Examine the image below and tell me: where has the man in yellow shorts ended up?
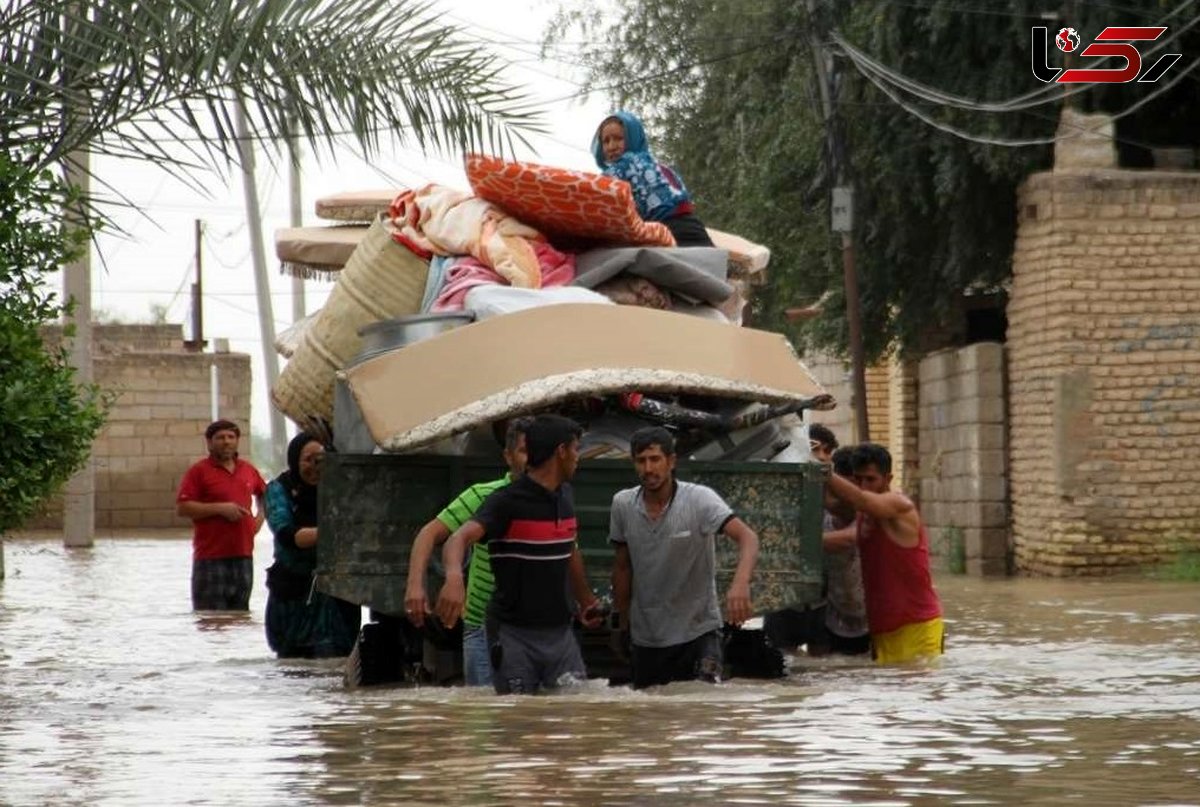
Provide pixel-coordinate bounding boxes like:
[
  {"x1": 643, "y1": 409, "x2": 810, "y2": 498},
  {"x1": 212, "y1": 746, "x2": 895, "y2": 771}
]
[{"x1": 825, "y1": 443, "x2": 944, "y2": 663}]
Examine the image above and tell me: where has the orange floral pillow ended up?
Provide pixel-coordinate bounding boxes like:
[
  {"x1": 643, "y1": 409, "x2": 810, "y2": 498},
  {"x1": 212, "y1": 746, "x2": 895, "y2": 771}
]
[{"x1": 466, "y1": 154, "x2": 676, "y2": 247}]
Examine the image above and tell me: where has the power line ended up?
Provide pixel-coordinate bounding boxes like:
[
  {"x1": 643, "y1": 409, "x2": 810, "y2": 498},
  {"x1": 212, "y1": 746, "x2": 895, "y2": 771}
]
[
  {"x1": 846, "y1": 49, "x2": 1198, "y2": 147},
  {"x1": 832, "y1": 0, "x2": 1199, "y2": 116},
  {"x1": 831, "y1": 0, "x2": 1200, "y2": 149}
]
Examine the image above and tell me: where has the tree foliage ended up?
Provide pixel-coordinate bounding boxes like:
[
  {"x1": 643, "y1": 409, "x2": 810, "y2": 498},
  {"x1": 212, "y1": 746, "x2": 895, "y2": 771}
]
[
  {"x1": 548, "y1": 0, "x2": 1198, "y2": 360},
  {"x1": 1, "y1": 0, "x2": 544, "y2": 182},
  {"x1": 0, "y1": 154, "x2": 110, "y2": 534}
]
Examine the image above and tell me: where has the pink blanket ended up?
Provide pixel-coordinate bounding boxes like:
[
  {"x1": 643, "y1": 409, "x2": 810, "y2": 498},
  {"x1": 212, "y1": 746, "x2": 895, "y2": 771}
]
[{"x1": 431, "y1": 241, "x2": 576, "y2": 312}]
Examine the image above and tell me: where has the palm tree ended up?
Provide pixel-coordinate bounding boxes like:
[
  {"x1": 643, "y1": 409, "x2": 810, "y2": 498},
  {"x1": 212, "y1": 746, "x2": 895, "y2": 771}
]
[
  {"x1": 1, "y1": 0, "x2": 543, "y2": 181},
  {"x1": 0, "y1": 0, "x2": 543, "y2": 545}
]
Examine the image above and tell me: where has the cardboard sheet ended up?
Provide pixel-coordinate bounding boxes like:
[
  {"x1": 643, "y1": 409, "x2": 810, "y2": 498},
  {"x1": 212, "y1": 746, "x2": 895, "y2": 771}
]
[{"x1": 341, "y1": 304, "x2": 831, "y2": 452}]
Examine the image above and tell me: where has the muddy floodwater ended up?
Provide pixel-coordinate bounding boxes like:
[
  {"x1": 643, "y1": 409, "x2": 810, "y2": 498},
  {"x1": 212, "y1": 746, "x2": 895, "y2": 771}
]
[{"x1": 1, "y1": 535, "x2": 1198, "y2": 806}]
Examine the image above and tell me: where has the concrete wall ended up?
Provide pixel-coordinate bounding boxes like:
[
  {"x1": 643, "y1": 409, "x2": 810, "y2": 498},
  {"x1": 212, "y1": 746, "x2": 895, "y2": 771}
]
[
  {"x1": 1008, "y1": 169, "x2": 1200, "y2": 575},
  {"x1": 803, "y1": 352, "x2": 917, "y2": 497},
  {"x1": 33, "y1": 324, "x2": 252, "y2": 531},
  {"x1": 918, "y1": 343, "x2": 1009, "y2": 576}
]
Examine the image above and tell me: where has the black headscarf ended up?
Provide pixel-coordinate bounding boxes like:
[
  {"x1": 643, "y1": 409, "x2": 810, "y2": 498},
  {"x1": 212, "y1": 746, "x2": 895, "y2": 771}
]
[{"x1": 277, "y1": 432, "x2": 321, "y2": 530}]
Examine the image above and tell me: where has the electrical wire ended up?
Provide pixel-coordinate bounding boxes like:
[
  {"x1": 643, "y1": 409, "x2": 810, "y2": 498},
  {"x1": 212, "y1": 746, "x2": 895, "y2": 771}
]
[
  {"x1": 832, "y1": 0, "x2": 1198, "y2": 115},
  {"x1": 847, "y1": 49, "x2": 1198, "y2": 147}
]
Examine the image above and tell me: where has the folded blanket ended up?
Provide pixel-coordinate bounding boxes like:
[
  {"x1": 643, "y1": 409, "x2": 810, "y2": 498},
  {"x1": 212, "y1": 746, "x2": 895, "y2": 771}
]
[
  {"x1": 464, "y1": 285, "x2": 613, "y2": 320},
  {"x1": 573, "y1": 247, "x2": 733, "y2": 305},
  {"x1": 389, "y1": 184, "x2": 544, "y2": 288},
  {"x1": 432, "y1": 241, "x2": 575, "y2": 311}
]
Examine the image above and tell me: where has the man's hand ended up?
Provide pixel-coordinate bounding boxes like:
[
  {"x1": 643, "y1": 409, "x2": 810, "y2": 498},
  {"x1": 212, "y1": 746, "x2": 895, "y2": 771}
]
[
  {"x1": 218, "y1": 502, "x2": 250, "y2": 522},
  {"x1": 404, "y1": 582, "x2": 430, "y2": 627},
  {"x1": 434, "y1": 575, "x2": 465, "y2": 628},
  {"x1": 724, "y1": 580, "x2": 753, "y2": 627},
  {"x1": 577, "y1": 596, "x2": 606, "y2": 630}
]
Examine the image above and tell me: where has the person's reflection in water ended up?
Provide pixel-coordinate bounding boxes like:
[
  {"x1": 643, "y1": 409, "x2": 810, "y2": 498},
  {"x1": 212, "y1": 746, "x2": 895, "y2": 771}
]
[
  {"x1": 192, "y1": 611, "x2": 253, "y2": 632},
  {"x1": 263, "y1": 432, "x2": 361, "y2": 658}
]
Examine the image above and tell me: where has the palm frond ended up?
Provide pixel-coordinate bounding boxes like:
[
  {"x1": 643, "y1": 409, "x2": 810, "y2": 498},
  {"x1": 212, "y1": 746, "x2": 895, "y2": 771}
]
[{"x1": 1, "y1": 0, "x2": 545, "y2": 176}]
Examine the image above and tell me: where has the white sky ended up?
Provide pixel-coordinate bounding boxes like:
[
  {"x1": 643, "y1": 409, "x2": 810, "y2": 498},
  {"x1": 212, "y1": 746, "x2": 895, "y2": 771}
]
[{"x1": 60, "y1": 0, "x2": 611, "y2": 438}]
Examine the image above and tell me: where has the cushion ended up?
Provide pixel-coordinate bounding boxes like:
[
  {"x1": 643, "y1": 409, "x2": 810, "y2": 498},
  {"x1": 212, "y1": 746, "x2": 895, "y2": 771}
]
[
  {"x1": 466, "y1": 154, "x2": 675, "y2": 247},
  {"x1": 275, "y1": 225, "x2": 367, "y2": 277},
  {"x1": 314, "y1": 190, "x2": 400, "y2": 222},
  {"x1": 707, "y1": 227, "x2": 772, "y2": 276}
]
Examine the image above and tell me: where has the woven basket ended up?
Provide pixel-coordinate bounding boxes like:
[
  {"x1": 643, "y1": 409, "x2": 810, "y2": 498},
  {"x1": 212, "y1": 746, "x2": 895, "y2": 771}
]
[
  {"x1": 273, "y1": 214, "x2": 430, "y2": 426},
  {"x1": 274, "y1": 311, "x2": 317, "y2": 359}
]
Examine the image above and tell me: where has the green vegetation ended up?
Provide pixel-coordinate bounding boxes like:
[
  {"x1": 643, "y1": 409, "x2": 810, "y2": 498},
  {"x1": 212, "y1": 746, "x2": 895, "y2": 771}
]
[
  {"x1": 1151, "y1": 550, "x2": 1200, "y2": 582},
  {"x1": 3, "y1": 0, "x2": 541, "y2": 178},
  {"x1": 939, "y1": 525, "x2": 967, "y2": 575},
  {"x1": 0, "y1": 154, "x2": 111, "y2": 535}
]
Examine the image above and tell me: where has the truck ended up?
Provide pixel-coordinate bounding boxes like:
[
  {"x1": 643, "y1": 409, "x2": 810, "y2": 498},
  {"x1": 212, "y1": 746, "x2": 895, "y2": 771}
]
[{"x1": 311, "y1": 302, "x2": 835, "y2": 686}]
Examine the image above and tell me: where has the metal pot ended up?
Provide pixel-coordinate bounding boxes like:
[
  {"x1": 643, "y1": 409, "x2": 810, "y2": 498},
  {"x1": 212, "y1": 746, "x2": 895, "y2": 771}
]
[{"x1": 352, "y1": 312, "x2": 474, "y2": 365}]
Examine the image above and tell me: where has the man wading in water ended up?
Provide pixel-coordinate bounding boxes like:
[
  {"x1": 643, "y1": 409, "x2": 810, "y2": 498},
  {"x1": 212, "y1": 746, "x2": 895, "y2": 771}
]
[{"x1": 609, "y1": 426, "x2": 760, "y2": 688}]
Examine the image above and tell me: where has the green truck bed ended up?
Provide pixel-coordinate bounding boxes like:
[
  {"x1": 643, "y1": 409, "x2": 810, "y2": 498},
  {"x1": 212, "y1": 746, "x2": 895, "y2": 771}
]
[{"x1": 316, "y1": 453, "x2": 828, "y2": 618}]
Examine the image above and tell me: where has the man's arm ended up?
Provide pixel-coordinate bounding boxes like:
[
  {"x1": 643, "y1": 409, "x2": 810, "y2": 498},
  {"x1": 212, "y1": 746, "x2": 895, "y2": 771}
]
[
  {"x1": 826, "y1": 473, "x2": 919, "y2": 546},
  {"x1": 823, "y1": 524, "x2": 858, "y2": 553},
  {"x1": 252, "y1": 491, "x2": 266, "y2": 534},
  {"x1": 722, "y1": 516, "x2": 758, "y2": 626},
  {"x1": 177, "y1": 500, "x2": 246, "y2": 522},
  {"x1": 827, "y1": 472, "x2": 914, "y2": 520},
  {"x1": 568, "y1": 545, "x2": 603, "y2": 628},
  {"x1": 433, "y1": 521, "x2": 486, "y2": 628},
  {"x1": 403, "y1": 519, "x2": 452, "y2": 626}
]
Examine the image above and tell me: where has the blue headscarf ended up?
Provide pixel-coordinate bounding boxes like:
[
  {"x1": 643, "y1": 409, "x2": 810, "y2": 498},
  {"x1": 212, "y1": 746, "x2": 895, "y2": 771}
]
[
  {"x1": 591, "y1": 110, "x2": 651, "y2": 168},
  {"x1": 590, "y1": 110, "x2": 691, "y2": 221}
]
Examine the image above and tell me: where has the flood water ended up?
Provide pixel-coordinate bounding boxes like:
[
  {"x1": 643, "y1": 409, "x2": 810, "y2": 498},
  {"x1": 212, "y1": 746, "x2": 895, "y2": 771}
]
[{"x1": 1, "y1": 535, "x2": 1198, "y2": 806}]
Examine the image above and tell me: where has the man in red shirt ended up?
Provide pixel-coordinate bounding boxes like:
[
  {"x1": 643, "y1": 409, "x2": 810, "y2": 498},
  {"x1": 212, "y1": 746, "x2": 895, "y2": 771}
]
[
  {"x1": 826, "y1": 442, "x2": 943, "y2": 663},
  {"x1": 176, "y1": 419, "x2": 267, "y2": 611}
]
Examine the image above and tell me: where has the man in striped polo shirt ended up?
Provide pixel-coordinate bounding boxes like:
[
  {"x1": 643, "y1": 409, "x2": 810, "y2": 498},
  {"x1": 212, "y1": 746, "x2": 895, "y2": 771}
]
[
  {"x1": 404, "y1": 417, "x2": 532, "y2": 686},
  {"x1": 435, "y1": 414, "x2": 603, "y2": 695}
]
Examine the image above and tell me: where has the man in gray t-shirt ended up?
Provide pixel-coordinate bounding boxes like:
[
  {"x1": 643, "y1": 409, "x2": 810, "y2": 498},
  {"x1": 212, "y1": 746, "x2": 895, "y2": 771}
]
[{"x1": 609, "y1": 427, "x2": 760, "y2": 688}]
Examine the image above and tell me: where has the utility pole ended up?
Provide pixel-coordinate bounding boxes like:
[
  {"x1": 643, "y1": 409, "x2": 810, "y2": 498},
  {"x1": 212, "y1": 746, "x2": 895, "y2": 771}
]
[
  {"x1": 287, "y1": 124, "x2": 306, "y2": 323},
  {"x1": 807, "y1": 0, "x2": 870, "y2": 443},
  {"x1": 185, "y1": 219, "x2": 205, "y2": 351},
  {"x1": 235, "y1": 104, "x2": 288, "y2": 467},
  {"x1": 62, "y1": 150, "x2": 94, "y2": 548}
]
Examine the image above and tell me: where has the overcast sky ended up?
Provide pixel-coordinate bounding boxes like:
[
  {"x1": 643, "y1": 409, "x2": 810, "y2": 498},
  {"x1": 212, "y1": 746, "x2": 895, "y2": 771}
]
[{"x1": 57, "y1": 0, "x2": 611, "y2": 439}]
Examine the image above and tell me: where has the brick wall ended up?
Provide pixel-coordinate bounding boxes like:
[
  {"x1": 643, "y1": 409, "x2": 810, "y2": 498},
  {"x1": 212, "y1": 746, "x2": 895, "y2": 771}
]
[
  {"x1": 33, "y1": 325, "x2": 252, "y2": 530},
  {"x1": 887, "y1": 357, "x2": 921, "y2": 500},
  {"x1": 1008, "y1": 169, "x2": 1200, "y2": 575},
  {"x1": 918, "y1": 343, "x2": 1009, "y2": 576}
]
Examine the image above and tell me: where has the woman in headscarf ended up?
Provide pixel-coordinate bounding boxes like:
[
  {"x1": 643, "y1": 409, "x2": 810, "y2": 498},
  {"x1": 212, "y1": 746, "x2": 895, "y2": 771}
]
[
  {"x1": 264, "y1": 432, "x2": 361, "y2": 657},
  {"x1": 592, "y1": 110, "x2": 714, "y2": 247}
]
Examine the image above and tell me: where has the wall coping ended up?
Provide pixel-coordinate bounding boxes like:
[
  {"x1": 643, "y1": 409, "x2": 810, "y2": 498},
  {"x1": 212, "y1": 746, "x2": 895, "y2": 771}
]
[{"x1": 1021, "y1": 168, "x2": 1200, "y2": 194}]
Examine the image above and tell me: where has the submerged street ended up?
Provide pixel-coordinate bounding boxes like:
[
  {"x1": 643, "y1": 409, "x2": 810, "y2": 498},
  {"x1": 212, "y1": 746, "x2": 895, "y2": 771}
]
[{"x1": 1, "y1": 535, "x2": 1198, "y2": 806}]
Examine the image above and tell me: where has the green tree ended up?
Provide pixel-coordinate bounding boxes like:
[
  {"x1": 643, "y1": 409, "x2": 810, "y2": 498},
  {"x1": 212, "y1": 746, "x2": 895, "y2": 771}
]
[
  {"x1": 549, "y1": 0, "x2": 1198, "y2": 359},
  {"x1": 0, "y1": 153, "x2": 110, "y2": 535},
  {"x1": 0, "y1": 0, "x2": 542, "y2": 534}
]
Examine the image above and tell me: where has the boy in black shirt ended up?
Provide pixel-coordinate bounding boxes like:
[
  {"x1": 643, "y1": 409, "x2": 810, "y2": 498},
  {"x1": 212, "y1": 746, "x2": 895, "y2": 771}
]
[{"x1": 436, "y1": 414, "x2": 602, "y2": 694}]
